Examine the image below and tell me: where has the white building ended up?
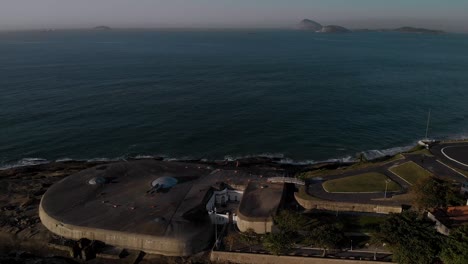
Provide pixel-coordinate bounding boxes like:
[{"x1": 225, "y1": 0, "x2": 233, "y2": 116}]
[{"x1": 206, "y1": 188, "x2": 243, "y2": 225}]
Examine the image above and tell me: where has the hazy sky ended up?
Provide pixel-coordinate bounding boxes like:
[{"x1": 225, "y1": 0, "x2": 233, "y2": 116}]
[{"x1": 1, "y1": 0, "x2": 468, "y2": 32}]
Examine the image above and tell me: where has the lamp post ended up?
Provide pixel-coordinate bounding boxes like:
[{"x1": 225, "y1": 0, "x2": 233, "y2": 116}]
[
  {"x1": 214, "y1": 207, "x2": 218, "y2": 249},
  {"x1": 384, "y1": 180, "x2": 389, "y2": 199}
]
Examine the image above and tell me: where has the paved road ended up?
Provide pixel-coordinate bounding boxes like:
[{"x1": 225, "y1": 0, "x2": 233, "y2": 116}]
[
  {"x1": 431, "y1": 142, "x2": 468, "y2": 176},
  {"x1": 405, "y1": 153, "x2": 467, "y2": 183},
  {"x1": 307, "y1": 158, "x2": 410, "y2": 204},
  {"x1": 306, "y1": 142, "x2": 468, "y2": 204}
]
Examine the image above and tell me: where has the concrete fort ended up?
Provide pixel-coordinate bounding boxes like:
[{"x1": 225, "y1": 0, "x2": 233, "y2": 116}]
[
  {"x1": 39, "y1": 160, "x2": 286, "y2": 256},
  {"x1": 295, "y1": 193, "x2": 402, "y2": 214}
]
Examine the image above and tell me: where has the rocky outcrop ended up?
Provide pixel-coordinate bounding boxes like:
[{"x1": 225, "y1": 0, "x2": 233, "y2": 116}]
[
  {"x1": 320, "y1": 25, "x2": 351, "y2": 33},
  {"x1": 93, "y1": 26, "x2": 111, "y2": 31},
  {"x1": 297, "y1": 19, "x2": 350, "y2": 33},
  {"x1": 393, "y1": 27, "x2": 444, "y2": 34},
  {"x1": 297, "y1": 19, "x2": 323, "y2": 31}
]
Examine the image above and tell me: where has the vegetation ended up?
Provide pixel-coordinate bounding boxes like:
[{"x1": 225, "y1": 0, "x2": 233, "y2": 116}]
[
  {"x1": 296, "y1": 152, "x2": 406, "y2": 180},
  {"x1": 303, "y1": 212, "x2": 386, "y2": 233},
  {"x1": 375, "y1": 211, "x2": 441, "y2": 264},
  {"x1": 389, "y1": 161, "x2": 432, "y2": 185},
  {"x1": 339, "y1": 215, "x2": 386, "y2": 233},
  {"x1": 240, "y1": 228, "x2": 260, "y2": 252},
  {"x1": 303, "y1": 224, "x2": 344, "y2": 257},
  {"x1": 322, "y1": 172, "x2": 401, "y2": 193},
  {"x1": 296, "y1": 169, "x2": 337, "y2": 180},
  {"x1": 262, "y1": 233, "x2": 293, "y2": 255},
  {"x1": 406, "y1": 147, "x2": 434, "y2": 157},
  {"x1": 274, "y1": 210, "x2": 309, "y2": 234},
  {"x1": 261, "y1": 210, "x2": 309, "y2": 255},
  {"x1": 440, "y1": 225, "x2": 468, "y2": 264},
  {"x1": 413, "y1": 177, "x2": 463, "y2": 211},
  {"x1": 224, "y1": 232, "x2": 238, "y2": 251}
]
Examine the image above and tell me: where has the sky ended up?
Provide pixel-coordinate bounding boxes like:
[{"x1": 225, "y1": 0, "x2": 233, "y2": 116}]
[{"x1": 1, "y1": 0, "x2": 468, "y2": 32}]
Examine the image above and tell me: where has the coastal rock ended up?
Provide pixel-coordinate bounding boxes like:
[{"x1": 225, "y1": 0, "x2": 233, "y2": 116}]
[
  {"x1": 393, "y1": 26, "x2": 444, "y2": 34},
  {"x1": 320, "y1": 25, "x2": 351, "y2": 33},
  {"x1": 297, "y1": 19, "x2": 323, "y2": 31},
  {"x1": 93, "y1": 26, "x2": 111, "y2": 31}
]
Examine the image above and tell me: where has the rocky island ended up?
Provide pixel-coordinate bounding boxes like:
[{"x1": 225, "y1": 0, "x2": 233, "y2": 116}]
[
  {"x1": 320, "y1": 25, "x2": 351, "y2": 33},
  {"x1": 393, "y1": 26, "x2": 445, "y2": 34},
  {"x1": 298, "y1": 19, "x2": 445, "y2": 35},
  {"x1": 297, "y1": 19, "x2": 351, "y2": 33},
  {"x1": 93, "y1": 26, "x2": 112, "y2": 31},
  {"x1": 297, "y1": 19, "x2": 323, "y2": 31}
]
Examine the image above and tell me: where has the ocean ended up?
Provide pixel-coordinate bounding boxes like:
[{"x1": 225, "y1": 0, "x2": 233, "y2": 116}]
[{"x1": 1, "y1": 29, "x2": 468, "y2": 168}]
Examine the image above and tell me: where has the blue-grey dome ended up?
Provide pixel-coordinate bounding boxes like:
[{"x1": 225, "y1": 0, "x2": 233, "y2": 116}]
[
  {"x1": 88, "y1": 176, "x2": 107, "y2": 185},
  {"x1": 151, "y1": 176, "x2": 178, "y2": 189}
]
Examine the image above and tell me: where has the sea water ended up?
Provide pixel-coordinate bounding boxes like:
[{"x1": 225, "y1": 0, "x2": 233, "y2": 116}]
[{"x1": 1, "y1": 30, "x2": 468, "y2": 167}]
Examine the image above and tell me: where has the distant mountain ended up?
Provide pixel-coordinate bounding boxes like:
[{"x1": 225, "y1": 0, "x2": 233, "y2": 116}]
[
  {"x1": 320, "y1": 25, "x2": 351, "y2": 33},
  {"x1": 297, "y1": 19, "x2": 323, "y2": 31},
  {"x1": 393, "y1": 27, "x2": 444, "y2": 34},
  {"x1": 93, "y1": 26, "x2": 111, "y2": 31},
  {"x1": 297, "y1": 19, "x2": 350, "y2": 33}
]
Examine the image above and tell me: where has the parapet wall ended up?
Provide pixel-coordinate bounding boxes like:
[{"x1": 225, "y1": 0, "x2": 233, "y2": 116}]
[
  {"x1": 295, "y1": 193, "x2": 402, "y2": 214},
  {"x1": 39, "y1": 200, "x2": 208, "y2": 256},
  {"x1": 210, "y1": 251, "x2": 391, "y2": 264},
  {"x1": 236, "y1": 214, "x2": 273, "y2": 234}
]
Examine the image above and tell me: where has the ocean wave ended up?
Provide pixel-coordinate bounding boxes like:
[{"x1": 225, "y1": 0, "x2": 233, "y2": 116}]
[
  {"x1": 0, "y1": 141, "x2": 435, "y2": 170},
  {"x1": 360, "y1": 144, "x2": 415, "y2": 161},
  {"x1": 224, "y1": 153, "x2": 285, "y2": 161},
  {"x1": 0, "y1": 158, "x2": 50, "y2": 170}
]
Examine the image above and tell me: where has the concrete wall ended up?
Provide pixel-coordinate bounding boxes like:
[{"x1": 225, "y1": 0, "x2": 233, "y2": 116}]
[
  {"x1": 295, "y1": 193, "x2": 402, "y2": 214},
  {"x1": 39, "y1": 200, "x2": 210, "y2": 256},
  {"x1": 210, "y1": 251, "x2": 392, "y2": 264},
  {"x1": 427, "y1": 212, "x2": 450, "y2": 236},
  {"x1": 236, "y1": 215, "x2": 273, "y2": 234}
]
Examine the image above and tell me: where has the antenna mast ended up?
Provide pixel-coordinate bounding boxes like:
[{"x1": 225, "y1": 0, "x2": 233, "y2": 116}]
[{"x1": 425, "y1": 109, "x2": 431, "y2": 140}]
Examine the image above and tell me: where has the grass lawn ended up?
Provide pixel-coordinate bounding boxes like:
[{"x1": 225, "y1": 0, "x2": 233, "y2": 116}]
[
  {"x1": 389, "y1": 161, "x2": 432, "y2": 185},
  {"x1": 406, "y1": 148, "x2": 434, "y2": 157},
  {"x1": 296, "y1": 154, "x2": 406, "y2": 180},
  {"x1": 322, "y1": 172, "x2": 401, "y2": 193}
]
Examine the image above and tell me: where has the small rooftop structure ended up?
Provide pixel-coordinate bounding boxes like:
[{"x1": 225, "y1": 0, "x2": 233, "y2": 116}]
[
  {"x1": 151, "y1": 176, "x2": 178, "y2": 190},
  {"x1": 88, "y1": 176, "x2": 107, "y2": 185},
  {"x1": 236, "y1": 182, "x2": 285, "y2": 234}
]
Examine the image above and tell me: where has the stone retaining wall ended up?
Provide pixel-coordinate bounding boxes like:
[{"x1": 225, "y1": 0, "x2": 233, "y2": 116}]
[
  {"x1": 295, "y1": 193, "x2": 402, "y2": 214},
  {"x1": 210, "y1": 251, "x2": 392, "y2": 264}
]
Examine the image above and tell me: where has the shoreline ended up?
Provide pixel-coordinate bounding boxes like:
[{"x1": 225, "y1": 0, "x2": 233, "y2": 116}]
[
  {"x1": 3, "y1": 137, "x2": 468, "y2": 171},
  {"x1": 1, "y1": 139, "x2": 468, "y2": 263}
]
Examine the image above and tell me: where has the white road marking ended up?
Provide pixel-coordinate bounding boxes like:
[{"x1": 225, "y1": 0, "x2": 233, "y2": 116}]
[
  {"x1": 436, "y1": 160, "x2": 468, "y2": 179},
  {"x1": 441, "y1": 146, "x2": 468, "y2": 167}
]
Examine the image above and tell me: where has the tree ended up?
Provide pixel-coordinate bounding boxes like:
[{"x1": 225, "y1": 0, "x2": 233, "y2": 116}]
[
  {"x1": 262, "y1": 233, "x2": 293, "y2": 255},
  {"x1": 440, "y1": 225, "x2": 468, "y2": 264},
  {"x1": 366, "y1": 235, "x2": 386, "y2": 261},
  {"x1": 413, "y1": 177, "x2": 462, "y2": 211},
  {"x1": 304, "y1": 224, "x2": 344, "y2": 257},
  {"x1": 274, "y1": 210, "x2": 308, "y2": 235},
  {"x1": 240, "y1": 228, "x2": 259, "y2": 252},
  {"x1": 375, "y1": 211, "x2": 442, "y2": 264}
]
